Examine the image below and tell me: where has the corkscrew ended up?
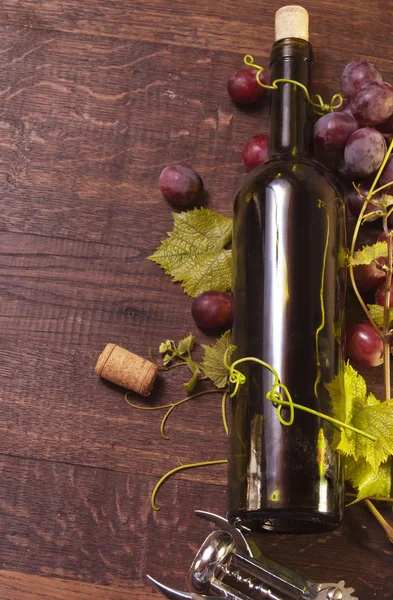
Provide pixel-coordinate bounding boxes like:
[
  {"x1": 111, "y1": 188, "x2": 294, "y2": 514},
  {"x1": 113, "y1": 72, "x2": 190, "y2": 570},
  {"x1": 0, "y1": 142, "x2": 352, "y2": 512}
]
[{"x1": 146, "y1": 510, "x2": 358, "y2": 600}]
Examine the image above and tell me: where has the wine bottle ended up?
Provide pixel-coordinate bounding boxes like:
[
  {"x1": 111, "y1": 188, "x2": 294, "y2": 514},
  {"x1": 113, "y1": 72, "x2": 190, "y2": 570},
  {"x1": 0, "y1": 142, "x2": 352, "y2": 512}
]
[{"x1": 228, "y1": 5, "x2": 346, "y2": 533}]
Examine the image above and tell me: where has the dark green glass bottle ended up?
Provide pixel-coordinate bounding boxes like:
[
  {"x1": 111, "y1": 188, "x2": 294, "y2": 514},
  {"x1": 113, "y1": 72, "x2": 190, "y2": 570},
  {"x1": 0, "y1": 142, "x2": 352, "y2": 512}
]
[{"x1": 228, "y1": 12, "x2": 346, "y2": 533}]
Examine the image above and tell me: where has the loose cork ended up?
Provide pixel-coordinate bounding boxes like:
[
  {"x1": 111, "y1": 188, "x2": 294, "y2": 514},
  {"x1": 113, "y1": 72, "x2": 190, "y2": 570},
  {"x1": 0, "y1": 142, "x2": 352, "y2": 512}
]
[
  {"x1": 275, "y1": 5, "x2": 309, "y2": 41},
  {"x1": 95, "y1": 343, "x2": 158, "y2": 396}
]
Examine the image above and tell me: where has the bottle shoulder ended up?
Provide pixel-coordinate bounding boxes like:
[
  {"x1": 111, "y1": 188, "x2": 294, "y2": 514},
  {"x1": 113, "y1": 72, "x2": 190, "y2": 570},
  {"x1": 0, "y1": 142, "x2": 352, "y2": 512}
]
[{"x1": 236, "y1": 156, "x2": 344, "y2": 204}]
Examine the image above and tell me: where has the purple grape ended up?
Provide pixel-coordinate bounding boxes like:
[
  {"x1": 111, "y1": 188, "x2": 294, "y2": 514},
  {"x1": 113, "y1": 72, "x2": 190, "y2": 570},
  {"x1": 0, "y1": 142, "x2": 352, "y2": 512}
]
[
  {"x1": 379, "y1": 156, "x2": 393, "y2": 194},
  {"x1": 242, "y1": 134, "x2": 269, "y2": 171},
  {"x1": 314, "y1": 112, "x2": 358, "y2": 151},
  {"x1": 344, "y1": 128, "x2": 386, "y2": 177},
  {"x1": 346, "y1": 322, "x2": 383, "y2": 367},
  {"x1": 158, "y1": 164, "x2": 203, "y2": 208},
  {"x1": 227, "y1": 69, "x2": 266, "y2": 105},
  {"x1": 375, "y1": 114, "x2": 393, "y2": 135},
  {"x1": 351, "y1": 81, "x2": 393, "y2": 125},
  {"x1": 341, "y1": 58, "x2": 382, "y2": 99},
  {"x1": 191, "y1": 291, "x2": 232, "y2": 329},
  {"x1": 345, "y1": 178, "x2": 383, "y2": 219}
]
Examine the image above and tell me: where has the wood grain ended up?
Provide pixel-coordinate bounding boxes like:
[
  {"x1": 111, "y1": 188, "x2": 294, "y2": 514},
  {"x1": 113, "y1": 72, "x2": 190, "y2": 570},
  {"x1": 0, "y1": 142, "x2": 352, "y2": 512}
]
[
  {"x1": 0, "y1": 0, "x2": 392, "y2": 598},
  {"x1": 0, "y1": 570, "x2": 153, "y2": 600}
]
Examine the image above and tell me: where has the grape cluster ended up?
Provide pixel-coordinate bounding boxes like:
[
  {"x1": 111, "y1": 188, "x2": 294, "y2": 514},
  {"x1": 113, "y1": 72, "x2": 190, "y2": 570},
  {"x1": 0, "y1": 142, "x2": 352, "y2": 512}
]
[
  {"x1": 315, "y1": 58, "x2": 393, "y2": 184},
  {"x1": 314, "y1": 60, "x2": 393, "y2": 367}
]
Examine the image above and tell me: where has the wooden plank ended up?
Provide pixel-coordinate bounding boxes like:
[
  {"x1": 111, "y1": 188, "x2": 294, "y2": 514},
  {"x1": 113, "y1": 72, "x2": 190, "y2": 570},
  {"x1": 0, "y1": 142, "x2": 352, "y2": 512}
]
[
  {"x1": 0, "y1": 570, "x2": 152, "y2": 600},
  {"x1": 0, "y1": 0, "x2": 391, "y2": 61},
  {"x1": 0, "y1": 455, "x2": 392, "y2": 597},
  {"x1": 0, "y1": 25, "x2": 252, "y2": 246}
]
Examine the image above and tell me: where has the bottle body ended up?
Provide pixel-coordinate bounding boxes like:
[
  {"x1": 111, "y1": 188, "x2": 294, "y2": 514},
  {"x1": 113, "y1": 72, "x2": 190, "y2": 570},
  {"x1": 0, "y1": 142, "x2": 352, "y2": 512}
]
[{"x1": 228, "y1": 157, "x2": 346, "y2": 533}]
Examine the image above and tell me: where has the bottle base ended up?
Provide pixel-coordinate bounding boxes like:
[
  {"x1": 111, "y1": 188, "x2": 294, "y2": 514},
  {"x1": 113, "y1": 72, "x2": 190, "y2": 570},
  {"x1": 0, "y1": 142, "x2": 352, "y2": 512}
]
[{"x1": 228, "y1": 508, "x2": 341, "y2": 534}]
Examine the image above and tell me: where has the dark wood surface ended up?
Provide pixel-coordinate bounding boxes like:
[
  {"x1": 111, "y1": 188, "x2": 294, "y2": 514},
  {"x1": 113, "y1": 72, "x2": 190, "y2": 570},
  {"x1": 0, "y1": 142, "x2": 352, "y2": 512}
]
[{"x1": 0, "y1": 1, "x2": 393, "y2": 598}]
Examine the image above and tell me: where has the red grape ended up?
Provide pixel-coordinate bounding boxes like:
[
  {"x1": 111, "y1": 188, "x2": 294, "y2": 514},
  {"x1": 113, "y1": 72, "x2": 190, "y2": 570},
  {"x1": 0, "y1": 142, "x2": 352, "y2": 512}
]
[
  {"x1": 158, "y1": 164, "x2": 203, "y2": 208},
  {"x1": 375, "y1": 114, "x2": 393, "y2": 135},
  {"x1": 379, "y1": 156, "x2": 393, "y2": 195},
  {"x1": 353, "y1": 262, "x2": 385, "y2": 293},
  {"x1": 344, "y1": 128, "x2": 386, "y2": 178},
  {"x1": 314, "y1": 112, "x2": 358, "y2": 151},
  {"x1": 345, "y1": 178, "x2": 382, "y2": 219},
  {"x1": 375, "y1": 280, "x2": 393, "y2": 307},
  {"x1": 341, "y1": 58, "x2": 382, "y2": 99},
  {"x1": 227, "y1": 69, "x2": 266, "y2": 105},
  {"x1": 350, "y1": 81, "x2": 393, "y2": 125},
  {"x1": 191, "y1": 291, "x2": 232, "y2": 329},
  {"x1": 346, "y1": 321, "x2": 383, "y2": 367},
  {"x1": 242, "y1": 134, "x2": 269, "y2": 171}
]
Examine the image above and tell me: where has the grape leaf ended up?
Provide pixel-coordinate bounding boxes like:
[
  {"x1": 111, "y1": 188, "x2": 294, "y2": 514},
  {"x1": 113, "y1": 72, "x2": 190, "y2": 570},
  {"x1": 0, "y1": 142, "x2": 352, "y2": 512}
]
[
  {"x1": 347, "y1": 399, "x2": 393, "y2": 470},
  {"x1": 372, "y1": 194, "x2": 393, "y2": 209},
  {"x1": 325, "y1": 362, "x2": 367, "y2": 425},
  {"x1": 367, "y1": 304, "x2": 393, "y2": 328},
  {"x1": 349, "y1": 241, "x2": 387, "y2": 266},
  {"x1": 148, "y1": 208, "x2": 232, "y2": 297},
  {"x1": 345, "y1": 456, "x2": 392, "y2": 504},
  {"x1": 183, "y1": 358, "x2": 201, "y2": 393},
  {"x1": 325, "y1": 364, "x2": 391, "y2": 467},
  {"x1": 201, "y1": 330, "x2": 236, "y2": 388},
  {"x1": 177, "y1": 333, "x2": 195, "y2": 356}
]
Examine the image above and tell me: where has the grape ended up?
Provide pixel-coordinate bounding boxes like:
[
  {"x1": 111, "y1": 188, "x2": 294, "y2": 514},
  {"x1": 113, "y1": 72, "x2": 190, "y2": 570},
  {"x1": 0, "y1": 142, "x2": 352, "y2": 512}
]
[
  {"x1": 191, "y1": 291, "x2": 232, "y2": 329},
  {"x1": 242, "y1": 135, "x2": 269, "y2": 171},
  {"x1": 341, "y1": 58, "x2": 382, "y2": 99},
  {"x1": 158, "y1": 164, "x2": 203, "y2": 208},
  {"x1": 345, "y1": 178, "x2": 382, "y2": 219},
  {"x1": 227, "y1": 69, "x2": 266, "y2": 105},
  {"x1": 344, "y1": 128, "x2": 386, "y2": 177},
  {"x1": 375, "y1": 280, "x2": 393, "y2": 307},
  {"x1": 353, "y1": 262, "x2": 385, "y2": 293},
  {"x1": 314, "y1": 112, "x2": 358, "y2": 151},
  {"x1": 375, "y1": 114, "x2": 393, "y2": 135},
  {"x1": 350, "y1": 81, "x2": 393, "y2": 125},
  {"x1": 379, "y1": 156, "x2": 393, "y2": 194},
  {"x1": 346, "y1": 321, "x2": 383, "y2": 367}
]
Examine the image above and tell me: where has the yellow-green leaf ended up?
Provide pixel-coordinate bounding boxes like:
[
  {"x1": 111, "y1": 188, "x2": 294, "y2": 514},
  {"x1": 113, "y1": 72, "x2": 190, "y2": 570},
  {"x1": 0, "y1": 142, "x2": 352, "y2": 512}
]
[
  {"x1": 368, "y1": 304, "x2": 393, "y2": 328},
  {"x1": 148, "y1": 208, "x2": 232, "y2": 297},
  {"x1": 349, "y1": 241, "x2": 387, "y2": 266},
  {"x1": 177, "y1": 333, "x2": 195, "y2": 356},
  {"x1": 201, "y1": 330, "x2": 236, "y2": 388},
  {"x1": 345, "y1": 456, "x2": 392, "y2": 504}
]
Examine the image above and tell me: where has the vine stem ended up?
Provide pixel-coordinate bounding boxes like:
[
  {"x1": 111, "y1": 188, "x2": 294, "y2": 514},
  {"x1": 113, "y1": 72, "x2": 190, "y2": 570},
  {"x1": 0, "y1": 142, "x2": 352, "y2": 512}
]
[
  {"x1": 382, "y1": 214, "x2": 392, "y2": 402},
  {"x1": 346, "y1": 492, "x2": 393, "y2": 503},
  {"x1": 349, "y1": 139, "x2": 393, "y2": 340},
  {"x1": 160, "y1": 389, "x2": 224, "y2": 440},
  {"x1": 352, "y1": 140, "x2": 393, "y2": 542},
  {"x1": 221, "y1": 391, "x2": 229, "y2": 435},
  {"x1": 151, "y1": 459, "x2": 227, "y2": 511},
  {"x1": 364, "y1": 500, "x2": 393, "y2": 543}
]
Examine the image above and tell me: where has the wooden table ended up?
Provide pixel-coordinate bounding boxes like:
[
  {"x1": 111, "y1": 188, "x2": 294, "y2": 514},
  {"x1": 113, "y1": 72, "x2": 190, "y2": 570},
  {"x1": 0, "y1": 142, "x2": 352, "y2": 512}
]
[{"x1": 0, "y1": 1, "x2": 392, "y2": 598}]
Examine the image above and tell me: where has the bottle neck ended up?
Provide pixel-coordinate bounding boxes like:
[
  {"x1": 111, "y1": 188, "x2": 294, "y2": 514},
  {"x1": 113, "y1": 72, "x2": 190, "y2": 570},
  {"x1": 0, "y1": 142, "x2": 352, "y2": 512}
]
[{"x1": 268, "y1": 38, "x2": 313, "y2": 159}]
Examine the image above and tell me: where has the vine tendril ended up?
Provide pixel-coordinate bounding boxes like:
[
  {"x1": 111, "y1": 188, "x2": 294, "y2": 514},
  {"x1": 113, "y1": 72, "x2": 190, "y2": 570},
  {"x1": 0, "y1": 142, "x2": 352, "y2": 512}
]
[
  {"x1": 224, "y1": 352, "x2": 376, "y2": 441},
  {"x1": 243, "y1": 54, "x2": 343, "y2": 115}
]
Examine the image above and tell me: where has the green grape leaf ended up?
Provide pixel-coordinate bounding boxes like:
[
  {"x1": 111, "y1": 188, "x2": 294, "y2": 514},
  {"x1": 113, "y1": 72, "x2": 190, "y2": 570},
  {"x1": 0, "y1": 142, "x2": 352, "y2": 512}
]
[
  {"x1": 177, "y1": 333, "x2": 195, "y2": 356},
  {"x1": 349, "y1": 241, "x2": 387, "y2": 266},
  {"x1": 326, "y1": 362, "x2": 367, "y2": 425},
  {"x1": 347, "y1": 399, "x2": 393, "y2": 470},
  {"x1": 372, "y1": 194, "x2": 393, "y2": 209},
  {"x1": 345, "y1": 456, "x2": 392, "y2": 504},
  {"x1": 159, "y1": 339, "x2": 176, "y2": 354},
  {"x1": 361, "y1": 210, "x2": 383, "y2": 223},
  {"x1": 183, "y1": 361, "x2": 201, "y2": 393},
  {"x1": 148, "y1": 208, "x2": 232, "y2": 297},
  {"x1": 201, "y1": 330, "x2": 236, "y2": 388},
  {"x1": 367, "y1": 304, "x2": 393, "y2": 328},
  {"x1": 325, "y1": 364, "x2": 392, "y2": 466}
]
